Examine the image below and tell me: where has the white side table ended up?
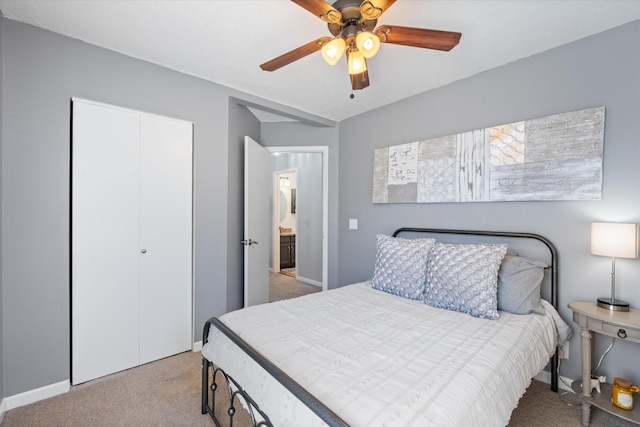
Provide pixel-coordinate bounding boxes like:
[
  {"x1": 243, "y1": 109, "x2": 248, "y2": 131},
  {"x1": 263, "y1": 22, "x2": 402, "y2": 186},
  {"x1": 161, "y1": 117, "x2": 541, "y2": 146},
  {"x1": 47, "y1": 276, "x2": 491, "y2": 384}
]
[{"x1": 568, "y1": 302, "x2": 640, "y2": 426}]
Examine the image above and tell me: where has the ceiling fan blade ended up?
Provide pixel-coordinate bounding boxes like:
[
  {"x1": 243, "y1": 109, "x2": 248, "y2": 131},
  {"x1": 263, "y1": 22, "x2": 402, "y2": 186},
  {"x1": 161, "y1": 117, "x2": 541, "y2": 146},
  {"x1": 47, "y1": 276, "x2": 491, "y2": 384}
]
[
  {"x1": 291, "y1": 0, "x2": 342, "y2": 24},
  {"x1": 260, "y1": 37, "x2": 331, "y2": 72},
  {"x1": 350, "y1": 69, "x2": 370, "y2": 90},
  {"x1": 375, "y1": 25, "x2": 462, "y2": 51},
  {"x1": 360, "y1": 0, "x2": 397, "y2": 20}
]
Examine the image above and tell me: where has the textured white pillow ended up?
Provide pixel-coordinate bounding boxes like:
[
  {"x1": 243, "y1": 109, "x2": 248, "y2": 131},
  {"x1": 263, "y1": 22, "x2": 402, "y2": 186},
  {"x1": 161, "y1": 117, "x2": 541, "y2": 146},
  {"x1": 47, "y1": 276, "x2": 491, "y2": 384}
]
[
  {"x1": 371, "y1": 234, "x2": 436, "y2": 300},
  {"x1": 424, "y1": 242, "x2": 508, "y2": 319}
]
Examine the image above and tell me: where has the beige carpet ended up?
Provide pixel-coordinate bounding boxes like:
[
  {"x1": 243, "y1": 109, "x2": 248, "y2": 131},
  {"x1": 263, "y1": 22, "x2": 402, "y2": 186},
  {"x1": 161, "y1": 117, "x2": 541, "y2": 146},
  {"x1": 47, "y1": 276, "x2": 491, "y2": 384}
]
[
  {"x1": 279, "y1": 268, "x2": 297, "y2": 278},
  {"x1": 269, "y1": 272, "x2": 321, "y2": 302},
  {"x1": 2, "y1": 348, "x2": 636, "y2": 427},
  {"x1": 510, "y1": 380, "x2": 637, "y2": 427},
  {"x1": 1, "y1": 351, "x2": 209, "y2": 427}
]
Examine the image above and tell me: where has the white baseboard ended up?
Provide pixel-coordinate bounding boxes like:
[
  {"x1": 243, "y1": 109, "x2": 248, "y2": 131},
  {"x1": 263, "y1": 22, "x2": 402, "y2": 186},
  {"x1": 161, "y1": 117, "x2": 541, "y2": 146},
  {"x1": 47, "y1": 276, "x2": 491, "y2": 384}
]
[
  {"x1": 534, "y1": 370, "x2": 573, "y2": 392},
  {"x1": 4, "y1": 380, "x2": 70, "y2": 411},
  {"x1": 0, "y1": 397, "x2": 7, "y2": 423},
  {"x1": 192, "y1": 341, "x2": 203, "y2": 352},
  {"x1": 296, "y1": 276, "x2": 322, "y2": 288}
]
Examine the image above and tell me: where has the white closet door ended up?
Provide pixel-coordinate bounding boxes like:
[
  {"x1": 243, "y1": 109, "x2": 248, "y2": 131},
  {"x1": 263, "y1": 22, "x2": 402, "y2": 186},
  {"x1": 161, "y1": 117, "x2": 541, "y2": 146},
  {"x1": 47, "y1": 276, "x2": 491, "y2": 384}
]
[
  {"x1": 138, "y1": 115, "x2": 192, "y2": 364},
  {"x1": 72, "y1": 102, "x2": 141, "y2": 384},
  {"x1": 72, "y1": 100, "x2": 193, "y2": 384}
]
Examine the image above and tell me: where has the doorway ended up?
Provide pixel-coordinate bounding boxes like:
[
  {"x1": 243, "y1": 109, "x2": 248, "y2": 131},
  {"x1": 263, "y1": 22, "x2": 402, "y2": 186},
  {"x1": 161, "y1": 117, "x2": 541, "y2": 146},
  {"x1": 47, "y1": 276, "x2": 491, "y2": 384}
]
[
  {"x1": 275, "y1": 170, "x2": 297, "y2": 277},
  {"x1": 266, "y1": 147, "x2": 328, "y2": 302}
]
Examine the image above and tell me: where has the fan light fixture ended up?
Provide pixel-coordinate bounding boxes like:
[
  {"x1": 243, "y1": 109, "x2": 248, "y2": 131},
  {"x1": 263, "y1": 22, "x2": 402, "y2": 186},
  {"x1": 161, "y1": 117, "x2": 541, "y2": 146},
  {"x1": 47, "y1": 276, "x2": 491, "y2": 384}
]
[
  {"x1": 355, "y1": 31, "x2": 380, "y2": 58},
  {"x1": 259, "y1": 0, "x2": 462, "y2": 92},
  {"x1": 347, "y1": 47, "x2": 368, "y2": 74},
  {"x1": 321, "y1": 37, "x2": 346, "y2": 65},
  {"x1": 321, "y1": 32, "x2": 380, "y2": 67}
]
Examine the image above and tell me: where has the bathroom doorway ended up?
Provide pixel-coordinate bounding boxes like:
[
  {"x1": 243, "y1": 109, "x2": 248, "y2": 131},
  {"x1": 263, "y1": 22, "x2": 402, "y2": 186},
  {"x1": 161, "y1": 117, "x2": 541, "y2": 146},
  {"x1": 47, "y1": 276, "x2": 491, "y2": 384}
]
[{"x1": 275, "y1": 170, "x2": 297, "y2": 278}]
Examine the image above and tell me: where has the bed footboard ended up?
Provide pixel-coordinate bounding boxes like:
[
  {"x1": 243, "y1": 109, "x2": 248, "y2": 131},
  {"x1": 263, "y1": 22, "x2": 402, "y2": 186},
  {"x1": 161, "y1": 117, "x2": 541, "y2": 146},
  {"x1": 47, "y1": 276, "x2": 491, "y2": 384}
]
[
  {"x1": 201, "y1": 317, "x2": 349, "y2": 427},
  {"x1": 201, "y1": 357, "x2": 272, "y2": 426}
]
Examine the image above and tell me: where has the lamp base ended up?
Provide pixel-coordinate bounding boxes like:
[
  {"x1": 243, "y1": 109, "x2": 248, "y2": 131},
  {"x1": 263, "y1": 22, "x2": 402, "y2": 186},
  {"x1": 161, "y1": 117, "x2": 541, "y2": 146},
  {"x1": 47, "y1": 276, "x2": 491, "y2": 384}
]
[{"x1": 597, "y1": 297, "x2": 630, "y2": 312}]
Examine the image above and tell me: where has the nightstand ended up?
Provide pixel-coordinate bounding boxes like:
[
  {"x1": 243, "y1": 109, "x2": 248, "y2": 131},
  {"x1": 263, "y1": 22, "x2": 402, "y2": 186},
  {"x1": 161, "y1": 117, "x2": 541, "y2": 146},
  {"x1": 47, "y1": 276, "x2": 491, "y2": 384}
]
[{"x1": 568, "y1": 302, "x2": 640, "y2": 427}]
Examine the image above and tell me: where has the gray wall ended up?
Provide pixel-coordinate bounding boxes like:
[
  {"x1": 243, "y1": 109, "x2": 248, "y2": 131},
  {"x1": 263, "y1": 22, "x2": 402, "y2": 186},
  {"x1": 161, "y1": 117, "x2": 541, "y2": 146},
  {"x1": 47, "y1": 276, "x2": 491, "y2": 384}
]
[
  {"x1": 261, "y1": 122, "x2": 340, "y2": 288},
  {"x1": 0, "y1": 18, "x2": 261, "y2": 397},
  {"x1": 271, "y1": 153, "x2": 324, "y2": 284},
  {"x1": 338, "y1": 20, "x2": 640, "y2": 385}
]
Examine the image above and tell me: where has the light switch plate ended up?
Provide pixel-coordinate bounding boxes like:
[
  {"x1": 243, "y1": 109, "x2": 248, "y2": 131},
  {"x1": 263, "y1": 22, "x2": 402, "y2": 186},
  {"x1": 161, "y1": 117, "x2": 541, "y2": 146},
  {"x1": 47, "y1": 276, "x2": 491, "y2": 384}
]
[{"x1": 349, "y1": 219, "x2": 358, "y2": 230}]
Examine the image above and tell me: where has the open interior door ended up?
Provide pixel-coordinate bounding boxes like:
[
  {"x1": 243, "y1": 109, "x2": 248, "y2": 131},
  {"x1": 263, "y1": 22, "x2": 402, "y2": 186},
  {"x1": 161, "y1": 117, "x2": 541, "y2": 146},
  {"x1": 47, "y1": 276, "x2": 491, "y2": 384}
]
[{"x1": 244, "y1": 136, "x2": 271, "y2": 307}]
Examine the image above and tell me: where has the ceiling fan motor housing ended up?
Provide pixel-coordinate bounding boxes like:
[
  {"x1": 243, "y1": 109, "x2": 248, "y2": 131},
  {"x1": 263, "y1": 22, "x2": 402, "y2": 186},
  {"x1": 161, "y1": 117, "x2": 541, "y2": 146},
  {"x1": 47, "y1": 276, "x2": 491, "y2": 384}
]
[{"x1": 328, "y1": 0, "x2": 377, "y2": 42}]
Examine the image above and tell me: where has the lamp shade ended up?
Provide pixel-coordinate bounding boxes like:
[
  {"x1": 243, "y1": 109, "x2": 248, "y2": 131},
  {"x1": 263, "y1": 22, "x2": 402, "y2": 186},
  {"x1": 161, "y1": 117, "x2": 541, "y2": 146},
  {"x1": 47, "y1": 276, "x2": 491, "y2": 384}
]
[
  {"x1": 347, "y1": 48, "x2": 367, "y2": 75},
  {"x1": 321, "y1": 37, "x2": 346, "y2": 66},
  {"x1": 591, "y1": 222, "x2": 639, "y2": 259},
  {"x1": 355, "y1": 31, "x2": 380, "y2": 59}
]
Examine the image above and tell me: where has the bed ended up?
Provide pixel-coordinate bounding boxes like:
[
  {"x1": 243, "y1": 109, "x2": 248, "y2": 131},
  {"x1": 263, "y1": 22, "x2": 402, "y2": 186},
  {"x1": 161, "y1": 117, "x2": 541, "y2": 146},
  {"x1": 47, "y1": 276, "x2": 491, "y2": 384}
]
[{"x1": 201, "y1": 228, "x2": 571, "y2": 427}]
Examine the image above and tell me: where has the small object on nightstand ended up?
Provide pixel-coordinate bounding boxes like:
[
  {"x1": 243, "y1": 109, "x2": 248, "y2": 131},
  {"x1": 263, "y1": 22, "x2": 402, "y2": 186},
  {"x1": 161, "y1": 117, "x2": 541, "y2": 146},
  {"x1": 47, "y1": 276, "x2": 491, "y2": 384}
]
[{"x1": 612, "y1": 377, "x2": 639, "y2": 411}]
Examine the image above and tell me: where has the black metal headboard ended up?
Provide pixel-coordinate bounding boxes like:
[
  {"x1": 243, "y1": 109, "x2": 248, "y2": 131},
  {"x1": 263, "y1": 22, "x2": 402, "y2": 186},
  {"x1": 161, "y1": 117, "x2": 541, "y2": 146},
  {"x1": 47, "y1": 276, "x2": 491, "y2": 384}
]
[{"x1": 392, "y1": 227, "x2": 559, "y2": 392}]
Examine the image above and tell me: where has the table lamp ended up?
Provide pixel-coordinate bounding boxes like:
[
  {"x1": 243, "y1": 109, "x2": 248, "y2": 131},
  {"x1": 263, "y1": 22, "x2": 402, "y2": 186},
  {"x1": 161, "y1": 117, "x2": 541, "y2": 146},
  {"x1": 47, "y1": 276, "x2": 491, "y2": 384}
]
[{"x1": 591, "y1": 222, "x2": 639, "y2": 312}]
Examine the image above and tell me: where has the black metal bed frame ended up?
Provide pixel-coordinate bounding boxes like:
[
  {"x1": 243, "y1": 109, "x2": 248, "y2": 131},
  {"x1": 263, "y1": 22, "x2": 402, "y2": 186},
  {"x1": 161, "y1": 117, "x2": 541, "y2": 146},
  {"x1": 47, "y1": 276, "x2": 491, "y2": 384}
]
[
  {"x1": 201, "y1": 317, "x2": 349, "y2": 427},
  {"x1": 201, "y1": 228, "x2": 559, "y2": 426}
]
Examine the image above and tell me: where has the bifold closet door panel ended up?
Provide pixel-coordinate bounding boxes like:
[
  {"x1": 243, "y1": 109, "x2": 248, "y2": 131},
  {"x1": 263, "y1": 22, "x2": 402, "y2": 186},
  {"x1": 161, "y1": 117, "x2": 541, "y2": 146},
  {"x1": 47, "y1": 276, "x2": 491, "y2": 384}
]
[
  {"x1": 71, "y1": 101, "x2": 141, "y2": 384},
  {"x1": 138, "y1": 115, "x2": 193, "y2": 364}
]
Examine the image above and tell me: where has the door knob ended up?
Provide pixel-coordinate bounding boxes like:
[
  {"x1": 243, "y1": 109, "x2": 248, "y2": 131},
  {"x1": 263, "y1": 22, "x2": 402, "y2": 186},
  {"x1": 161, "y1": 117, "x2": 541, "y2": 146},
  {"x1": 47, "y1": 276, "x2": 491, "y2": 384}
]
[
  {"x1": 141, "y1": 249, "x2": 147, "y2": 254},
  {"x1": 241, "y1": 239, "x2": 259, "y2": 246}
]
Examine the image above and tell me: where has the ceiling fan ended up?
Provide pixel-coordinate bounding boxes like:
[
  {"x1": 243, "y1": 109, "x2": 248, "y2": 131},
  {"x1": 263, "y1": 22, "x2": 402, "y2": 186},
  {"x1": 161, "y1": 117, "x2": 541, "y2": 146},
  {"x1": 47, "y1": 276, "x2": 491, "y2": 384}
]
[{"x1": 260, "y1": 0, "x2": 462, "y2": 91}]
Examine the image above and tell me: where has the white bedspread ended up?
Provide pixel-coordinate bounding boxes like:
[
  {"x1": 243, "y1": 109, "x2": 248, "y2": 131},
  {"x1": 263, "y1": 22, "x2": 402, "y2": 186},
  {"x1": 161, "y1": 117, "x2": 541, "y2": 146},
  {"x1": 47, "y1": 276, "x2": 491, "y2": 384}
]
[{"x1": 203, "y1": 282, "x2": 558, "y2": 427}]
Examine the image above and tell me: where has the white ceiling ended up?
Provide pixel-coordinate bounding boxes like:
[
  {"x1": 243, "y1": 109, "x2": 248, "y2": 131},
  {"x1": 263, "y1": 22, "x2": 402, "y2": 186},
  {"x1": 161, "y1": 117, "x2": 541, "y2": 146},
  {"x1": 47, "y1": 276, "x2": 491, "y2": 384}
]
[{"x1": 1, "y1": 0, "x2": 639, "y2": 122}]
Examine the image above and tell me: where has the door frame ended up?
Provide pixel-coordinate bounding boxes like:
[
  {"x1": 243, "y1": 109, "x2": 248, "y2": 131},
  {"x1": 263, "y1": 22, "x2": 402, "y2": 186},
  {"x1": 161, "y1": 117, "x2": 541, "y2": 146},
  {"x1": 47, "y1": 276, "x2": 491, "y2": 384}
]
[{"x1": 266, "y1": 146, "x2": 328, "y2": 292}]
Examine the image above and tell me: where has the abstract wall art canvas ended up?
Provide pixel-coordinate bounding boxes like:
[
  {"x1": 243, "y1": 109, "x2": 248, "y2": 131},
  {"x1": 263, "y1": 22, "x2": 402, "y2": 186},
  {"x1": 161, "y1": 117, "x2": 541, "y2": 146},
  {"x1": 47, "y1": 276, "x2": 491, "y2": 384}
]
[{"x1": 372, "y1": 106, "x2": 605, "y2": 203}]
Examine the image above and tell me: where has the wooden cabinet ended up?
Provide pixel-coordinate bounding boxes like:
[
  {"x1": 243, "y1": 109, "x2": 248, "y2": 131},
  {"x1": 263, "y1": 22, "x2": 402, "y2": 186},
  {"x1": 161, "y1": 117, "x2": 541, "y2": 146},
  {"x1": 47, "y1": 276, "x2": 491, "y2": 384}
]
[{"x1": 280, "y1": 234, "x2": 296, "y2": 269}]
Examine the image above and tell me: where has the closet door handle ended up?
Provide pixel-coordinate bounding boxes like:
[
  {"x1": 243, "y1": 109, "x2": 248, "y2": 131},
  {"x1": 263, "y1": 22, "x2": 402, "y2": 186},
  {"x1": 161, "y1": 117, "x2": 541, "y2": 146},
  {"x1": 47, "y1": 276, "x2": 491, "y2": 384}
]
[{"x1": 141, "y1": 249, "x2": 147, "y2": 254}]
